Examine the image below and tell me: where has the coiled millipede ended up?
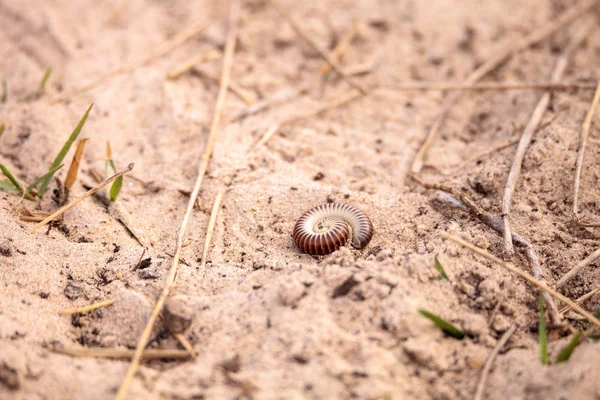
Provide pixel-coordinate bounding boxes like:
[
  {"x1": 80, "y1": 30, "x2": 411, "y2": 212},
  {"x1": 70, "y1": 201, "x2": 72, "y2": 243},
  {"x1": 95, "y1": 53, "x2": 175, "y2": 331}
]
[{"x1": 293, "y1": 203, "x2": 374, "y2": 255}]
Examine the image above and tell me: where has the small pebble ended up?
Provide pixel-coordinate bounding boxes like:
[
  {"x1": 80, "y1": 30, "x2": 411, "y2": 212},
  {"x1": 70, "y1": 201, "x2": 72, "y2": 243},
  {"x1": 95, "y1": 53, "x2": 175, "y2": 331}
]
[{"x1": 164, "y1": 296, "x2": 194, "y2": 333}]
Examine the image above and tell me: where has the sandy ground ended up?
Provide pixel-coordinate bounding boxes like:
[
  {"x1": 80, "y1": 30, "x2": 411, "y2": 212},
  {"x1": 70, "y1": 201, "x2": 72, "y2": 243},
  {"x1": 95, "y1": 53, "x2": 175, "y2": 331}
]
[{"x1": 2, "y1": 0, "x2": 600, "y2": 399}]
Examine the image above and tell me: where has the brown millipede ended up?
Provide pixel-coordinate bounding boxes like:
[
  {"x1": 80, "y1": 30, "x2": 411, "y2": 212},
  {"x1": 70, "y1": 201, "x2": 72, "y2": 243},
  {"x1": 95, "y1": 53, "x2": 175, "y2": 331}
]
[{"x1": 293, "y1": 203, "x2": 374, "y2": 255}]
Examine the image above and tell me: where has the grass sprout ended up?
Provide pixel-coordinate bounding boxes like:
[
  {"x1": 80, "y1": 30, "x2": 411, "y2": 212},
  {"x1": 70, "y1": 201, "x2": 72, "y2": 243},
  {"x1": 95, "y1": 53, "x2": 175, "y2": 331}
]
[
  {"x1": 0, "y1": 163, "x2": 34, "y2": 200},
  {"x1": 25, "y1": 164, "x2": 64, "y2": 196},
  {"x1": 434, "y1": 256, "x2": 449, "y2": 280},
  {"x1": 555, "y1": 332, "x2": 581, "y2": 363},
  {"x1": 38, "y1": 104, "x2": 93, "y2": 195},
  {"x1": 539, "y1": 293, "x2": 548, "y2": 365},
  {"x1": 39, "y1": 68, "x2": 52, "y2": 94},
  {"x1": 418, "y1": 309, "x2": 465, "y2": 339},
  {"x1": 105, "y1": 141, "x2": 123, "y2": 202}
]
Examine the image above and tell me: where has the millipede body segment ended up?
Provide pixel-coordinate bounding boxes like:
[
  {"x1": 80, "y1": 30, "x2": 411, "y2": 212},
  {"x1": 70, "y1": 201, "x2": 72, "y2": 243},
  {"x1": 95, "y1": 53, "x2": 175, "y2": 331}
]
[{"x1": 293, "y1": 203, "x2": 374, "y2": 255}]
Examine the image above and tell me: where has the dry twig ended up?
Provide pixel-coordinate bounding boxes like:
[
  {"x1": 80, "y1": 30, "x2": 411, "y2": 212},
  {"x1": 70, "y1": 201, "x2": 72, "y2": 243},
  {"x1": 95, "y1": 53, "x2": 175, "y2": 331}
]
[
  {"x1": 501, "y1": 21, "x2": 592, "y2": 254},
  {"x1": 384, "y1": 81, "x2": 598, "y2": 93},
  {"x1": 573, "y1": 79, "x2": 600, "y2": 217},
  {"x1": 166, "y1": 49, "x2": 222, "y2": 79},
  {"x1": 442, "y1": 233, "x2": 600, "y2": 330},
  {"x1": 231, "y1": 84, "x2": 311, "y2": 122},
  {"x1": 559, "y1": 288, "x2": 599, "y2": 314},
  {"x1": 320, "y1": 22, "x2": 358, "y2": 77},
  {"x1": 418, "y1": 179, "x2": 561, "y2": 322},
  {"x1": 30, "y1": 164, "x2": 134, "y2": 233},
  {"x1": 411, "y1": 0, "x2": 599, "y2": 173},
  {"x1": 53, "y1": 347, "x2": 191, "y2": 360},
  {"x1": 426, "y1": 139, "x2": 519, "y2": 176},
  {"x1": 200, "y1": 189, "x2": 225, "y2": 269},
  {"x1": 252, "y1": 89, "x2": 364, "y2": 149},
  {"x1": 232, "y1": 60, "x2": 373, "y2": 123},
  {"x1": 172, "y1": 332, "x2": 194, "y2": 354},
  {"x1": 474, "y1": 325, "x2": 516, "y2": 400},
  {"x1": 51, "y1": 20, "x2": 210, "y2": 103},
  {"x1": 114, "y1": 1, "x2": 240, "y2": 398},
  {"x1": 192, "y1": 67, "x2": 256, "y2": 105},
  {"x1": 556, "y1": 247, "x2": 600, "y2": 288},
  {"x1": 267, "y1": 0, "x2": 366, "y2": 94},
  {"x1": 59, "y1": 299, "x2": 115, "y2": 316}
]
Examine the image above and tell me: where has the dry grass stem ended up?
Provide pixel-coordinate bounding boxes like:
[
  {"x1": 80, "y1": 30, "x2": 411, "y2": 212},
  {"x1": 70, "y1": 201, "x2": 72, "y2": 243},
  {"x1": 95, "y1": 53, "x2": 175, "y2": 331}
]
[
  {"x1": 556, "y1": 248, "x2": 600, "y2": 288},
  {"x1": 385, "y1": 81, "x2": 598, "y2": 92},
  {"x1": 501, "y1": 21, "x2": 592, "y2": 254},
  {"x1": 419, "y1": 179, "x2": 561, "y2": 322},
  {"x1": 192, "y1": 67, "x2": 256, "y2": 105},
  {"x1": 343, "y1": 61, "x2": 377, "y2": 76},
  {"x1": 18, "y1": 209, "x2": 51, "y2": 223},
  {"x1": 474, "y1": 325, "x2": 516, "y2": 400},
  {"x1": 268, "y1": 0, "x2": 366, "y2": 94},
  {"x1": 53, "y1": 347, "x2": 191, "y2": 360},
  {"x1": 30, "y1": 163, "x2": 134, "y2": 233},
  {"x1": 172, "y1": 332, "x2": 194, "y2": 354},
  {"x1": 59, "y1": 299, "x2": 115, "y2": 316},
  {"x1": 253, "y1": 89, "x2": 364, "y2": 149},
  {"x1": 51, "y1": 19, "x2": 209, "y2": 103},
  {"x1": 232, "y1": 61, "x2": 373, "y2": 123},
  {"x1": 427, "y1": 139, "x2": 519, "y2": 176},
  {"x1": 559, "y1": 288, "x2": 600, "y2": 314},
  {"x1": 232, "y1": 85, "x2": 310, "y2": 122},
  {"x1": 573, "y1": 79, "x2": 600, "y2": 217},
  {"x1": 114, "y1": 1, "x2": 240, "y2": 398},
  {"x1": 201, "y1": 189, "x2": 225, "y2": 269},
  {"x1": 410, "y1": 0, "x2": 598, "y2": 173},
  {"x1": 442, "y1": 233, "x2": 600, "y2": 330},
  {"x1": 166, "y1": 49, "x2": 222, "y2": 79},
  {"x1": 64, "y1": 138, "x2": 88, "y2": 190},
  {"x1": 320, "y1": 21, "x2": 358, "y2": 77}
]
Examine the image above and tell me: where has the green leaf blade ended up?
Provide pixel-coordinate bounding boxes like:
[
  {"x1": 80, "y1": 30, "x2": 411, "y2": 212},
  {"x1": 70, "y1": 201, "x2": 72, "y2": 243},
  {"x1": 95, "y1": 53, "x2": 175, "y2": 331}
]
[
  {"x1": 0, "y1": 181, "x2": 17, "y2": 192},
  {"x1": 0, "y1": 163, "x2": 23, "y2": 193},
  {"x1": 39, "y1": 68, "x2": 52, "y2": 93},
  {"x1": 418, "y1": 309, "x2": 465, "y2": 339},
  {"x1": 434, "y1": 256, "x2": 449, "y2": 280},
  {"x1": 1, "y1": 80, "x2": 7, "y2": 103},
  {"x1": 26, "y1": 164, "x2": 64, "y2": 196},
  {"x1": 556, "y1": 332, "x2": 581, "y2": 363},
  {"x1": 110, "y1": 176, "x2": 123, "y2": 202},
  {"x1": 539, "y1": 294, "x2": 548, "y2": 365},
  {"x1": 38, "y1": 104, "x2": 93, "y2": 196}
]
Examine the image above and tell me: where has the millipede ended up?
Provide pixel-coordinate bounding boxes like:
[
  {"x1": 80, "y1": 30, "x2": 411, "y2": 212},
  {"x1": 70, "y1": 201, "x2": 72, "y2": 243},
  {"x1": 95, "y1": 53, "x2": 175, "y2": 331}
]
[{"x1": 292, "y1": 203, "x2": 374, "y2": 255}]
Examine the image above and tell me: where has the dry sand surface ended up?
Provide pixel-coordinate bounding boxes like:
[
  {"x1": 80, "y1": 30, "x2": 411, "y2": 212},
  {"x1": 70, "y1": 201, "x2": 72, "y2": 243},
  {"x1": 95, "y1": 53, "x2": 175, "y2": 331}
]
[{"x1": 2, "y1": 0, "x2": 600, "y2": 399}]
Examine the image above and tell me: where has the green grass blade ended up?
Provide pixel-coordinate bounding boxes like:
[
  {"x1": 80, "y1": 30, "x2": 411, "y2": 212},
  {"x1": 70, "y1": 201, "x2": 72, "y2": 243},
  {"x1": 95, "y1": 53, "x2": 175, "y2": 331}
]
[
  {"x1": 0, "y1": 122, "x2": 5, "y2": 139},
  {"x1": 106, "y1": 143, "x2": 122, "y2": 202},
  {"x1": 26, "y1": 164, "x2": 64, "y2": 195},
  {"x1": 0, "y1": 163, "x2": 36, "y2": 200},
  {"x1": 109, "y1": 176, "x2": 123, "y2": 202},
  {"x1": 107, "y1": 159, "x2": 117, "y2": 174},
  {"x1": 0, "y1": 181, "x2": 17, "y2": 192},
  {"x1": 0, "y1": 163, "x2": 23, "y2": 193},
  {"x1": 418, "y1": 309, "x2": 465, "y2": 339},
  {"x1": 38, "y1": 104, "x2": 93, "y2": 196},
  {"x1": 539, "y1": 293, "x2": 548, "y2": 365},
  {"x1": 1, "y1": 80, "x2": 6, "y2": 103},
  {"x1": 39, "y1": 69, "x2": 52, "y2": 93},
  {"x1": 556, "y1": 332, "x2": 581, "y2": 363},
  {"x1": 434, "y1": 256, "x2": 449, "y2": 280}
]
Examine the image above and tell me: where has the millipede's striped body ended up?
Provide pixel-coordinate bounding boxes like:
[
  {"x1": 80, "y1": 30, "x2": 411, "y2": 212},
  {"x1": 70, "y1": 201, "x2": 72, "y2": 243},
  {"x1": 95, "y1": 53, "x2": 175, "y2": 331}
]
[{"x1": 293, "y1": 203, "x2": 374, "y2": 255}]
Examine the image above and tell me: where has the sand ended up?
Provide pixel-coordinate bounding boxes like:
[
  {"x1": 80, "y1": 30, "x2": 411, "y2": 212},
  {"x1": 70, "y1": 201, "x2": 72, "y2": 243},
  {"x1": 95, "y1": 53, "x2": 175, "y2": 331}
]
[{"x1": 2, "y1": 0, "x2": 600, "y2": 399}]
